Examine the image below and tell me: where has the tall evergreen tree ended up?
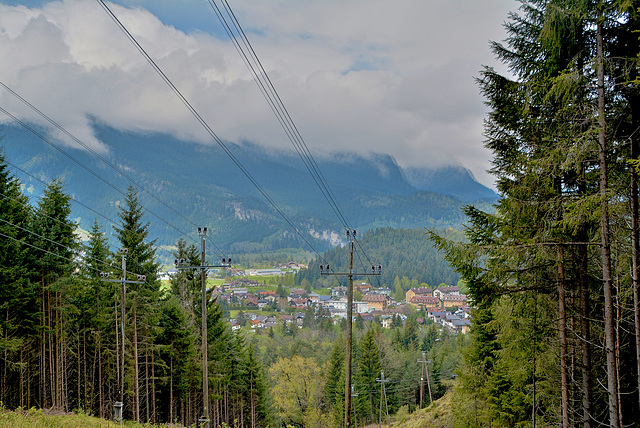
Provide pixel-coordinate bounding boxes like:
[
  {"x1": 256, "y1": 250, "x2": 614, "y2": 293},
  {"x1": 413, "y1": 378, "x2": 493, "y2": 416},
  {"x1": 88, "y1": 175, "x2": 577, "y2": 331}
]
[
  {"x1": 29, "y1": 179, "x2": 77, "y2": 411},
  {"x1": 113, "y1": 186, "x2": 161, "y2": 422},
  {"x1": 355, "y1": 327, "x2": 382, "y2": 423},
  {"x1": 74, "y1": 220, "x2": 116, "y2": 418},
  {"x1": 430, "y1": 0, "x2": 640, "y2": 425},
  {"x1": 0, "y1": 149, "x2": 33, "y2": 408}
]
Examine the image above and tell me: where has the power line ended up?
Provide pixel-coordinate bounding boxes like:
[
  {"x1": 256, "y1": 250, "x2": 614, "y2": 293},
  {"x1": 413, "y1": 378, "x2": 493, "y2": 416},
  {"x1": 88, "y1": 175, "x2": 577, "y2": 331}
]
[
  {"x1": 0, "y1": 167, "x2": 198, "y2": 274},
  {"x1": 207, "y1": 0, "x2": 351, "y2": 230},
  {"x1": 0, "y1": 85, "x2": 223, "y2": 260},
  {"x1": 96, "y1": 0, "x2": 328, "y2": 264},
  {"x1": 0, "y1": 104, "x2": 222, "y2": 259},
  {"x1": 206, "y1": 0, "x2": 378, "y2": 272},
  {"x1": 0, "y1": 216, "x2": 151, "y2": 280},
  {"x1": 0, "y1": 166, "x2": 119, "y2": 229},
  {"x1": 0, "y1": 81, "x2": 225, "y2": 258}
]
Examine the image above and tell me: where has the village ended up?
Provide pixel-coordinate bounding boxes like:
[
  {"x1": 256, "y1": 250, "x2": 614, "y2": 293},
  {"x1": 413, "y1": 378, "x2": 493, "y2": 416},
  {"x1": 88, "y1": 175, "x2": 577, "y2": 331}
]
[{"x1": 213, "y1": 278, "x2": 472, "y2": 335}]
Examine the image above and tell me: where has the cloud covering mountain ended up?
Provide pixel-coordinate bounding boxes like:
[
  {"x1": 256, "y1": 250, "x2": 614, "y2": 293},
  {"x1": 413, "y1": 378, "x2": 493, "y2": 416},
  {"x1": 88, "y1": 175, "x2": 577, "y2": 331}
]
[{"x1": 0, "y1": 0, "x2": 513, "y2": 189}]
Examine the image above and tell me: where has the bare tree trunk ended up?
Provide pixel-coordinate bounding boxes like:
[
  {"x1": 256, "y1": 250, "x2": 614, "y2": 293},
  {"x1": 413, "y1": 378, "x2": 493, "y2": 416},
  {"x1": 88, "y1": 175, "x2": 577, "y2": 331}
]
[
  {"x1": 40, "y1": 277, "x2": 46, "y2": 408},
  {"x1": 48, "y1": 288, "x2": 55, "y2": 409},
  {"x1": 597, "y1": 12, "x2": 620, "y2": 427},
  {"x1": 170, "y1": 357, "x2": 174, "y2": 423},
  {"x1": 145, "y1": 341, "x2": 149, "y2": 422},
  {"x1": 2, "y1": 309, "x2": 7, "y2": 404},
  {"x1": 97, "y1": 321, "x2": 103, "y2": 418},
  {"x1": 615, "y1": 286, "x2": 623, "y2": 425},
  {"x1": 152, "y1": 348, "x2": 156, "y2": 424},
  {"x1": 133, "y1": 305, "x2": 140, "y2": 422},
  {"x1": 558, "y1": 245, "x2": 569, "y2": 428},
  {"x1": 630, "y1": 89, "x2": 640, "y2": 414},
  {"x1": 579, "y1": 239, "x2": 593, "y2": 428}
]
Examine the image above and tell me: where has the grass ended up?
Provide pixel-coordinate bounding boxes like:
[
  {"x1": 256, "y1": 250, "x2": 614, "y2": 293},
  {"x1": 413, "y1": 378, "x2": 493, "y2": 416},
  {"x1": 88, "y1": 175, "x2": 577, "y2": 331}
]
[
  {"x1": 0, "y1": 407, "x2": 211, "y2": 427},
  {"x1": 0, "y1": 408, "x2": 122, "y2": 427},
  {"x1": 389, "y1": 385, "x2": 455, "y2": 428}
]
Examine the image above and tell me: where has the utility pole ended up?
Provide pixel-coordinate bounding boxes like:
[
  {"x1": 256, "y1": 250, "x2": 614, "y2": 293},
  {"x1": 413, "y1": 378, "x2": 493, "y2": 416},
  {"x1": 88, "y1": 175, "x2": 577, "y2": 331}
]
[
  {"x1": 320, "y1": 229, "x2": 381, "y2": 428},
  {"x1": 417, "y1": 353, "x2": 432, "y2": 407},
  {"x1": 175, "y1": 227, "x2": 230, "y2": 428},
  {"x1": 376, "y1": 370, "x2": 390, "y2": 428},
  {"x1": 99, "y1": 248, "x2": 146, "y2": 425}
]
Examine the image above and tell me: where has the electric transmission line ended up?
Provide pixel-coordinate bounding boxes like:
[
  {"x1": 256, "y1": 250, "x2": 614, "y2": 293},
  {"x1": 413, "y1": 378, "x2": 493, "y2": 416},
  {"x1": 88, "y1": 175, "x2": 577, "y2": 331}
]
[
  {"x1": 97, "y1": 0, "x2": 329, "y2": 264},
  {"x1": 205, "y1": 0, "x2": 379, "y2": 273}
]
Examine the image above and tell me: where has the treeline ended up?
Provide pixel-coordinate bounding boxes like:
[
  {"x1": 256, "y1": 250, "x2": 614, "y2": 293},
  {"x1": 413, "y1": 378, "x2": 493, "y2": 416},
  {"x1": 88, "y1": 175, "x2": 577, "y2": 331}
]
[
  {"x1": 431, "y1": 1, "x2": 640, "y2": 427},
  {"x1": 0, "y1": 151, "x2": 271, "y2": 426},
  {"x1": 297, "y1": 227, "x2": 462, "y2": 288}
]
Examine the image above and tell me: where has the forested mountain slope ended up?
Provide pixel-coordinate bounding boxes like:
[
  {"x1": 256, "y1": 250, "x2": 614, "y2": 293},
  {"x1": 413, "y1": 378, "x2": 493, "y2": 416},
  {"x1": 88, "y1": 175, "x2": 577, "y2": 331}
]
[{"x1": 0, "y1": 123, "x2": 495, "y2": 257}]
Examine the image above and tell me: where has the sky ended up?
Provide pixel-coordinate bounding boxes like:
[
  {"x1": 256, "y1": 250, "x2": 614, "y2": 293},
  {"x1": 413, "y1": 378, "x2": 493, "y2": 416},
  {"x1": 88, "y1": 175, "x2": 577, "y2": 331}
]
[{"x1": 0, "y1": 0, "x2": 516, "y2": 189}]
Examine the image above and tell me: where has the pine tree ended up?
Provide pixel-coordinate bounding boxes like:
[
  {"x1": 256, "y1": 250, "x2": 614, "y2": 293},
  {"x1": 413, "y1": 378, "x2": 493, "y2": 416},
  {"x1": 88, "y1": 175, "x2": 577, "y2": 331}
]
[
  {"x1": 430, "y1": 0, "x2": 640, "y2": 425},
  {"x1": 355, "y1": 327, "x2": 382, "y2": 423},
  {"x1": 0, "y1": 149, "x2": 33, "y2": 408},
  {"x1": 113, "y1": 186, "x2": 161, "y2": 422},
  {"x1": 75, "y1": 220, "x2": 115, "y2": 418},
  {"x1": 155, "y1": 296, "x2": 198, "y2": 425},
  {"x1": 29, "y1": 179, "x2": 77, "y2": 411}
]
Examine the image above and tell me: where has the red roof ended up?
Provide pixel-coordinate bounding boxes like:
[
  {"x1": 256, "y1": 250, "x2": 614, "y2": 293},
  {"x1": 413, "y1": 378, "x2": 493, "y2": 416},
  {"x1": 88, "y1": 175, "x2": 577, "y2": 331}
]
[
  {"x1": 410, "y1": 296, "x2": 440, "y2": 305},
  {"x1": 409, "y1": 287, "x2": 433, "y2": 296},
  {"x1": 362, "y1": 294, "x2": 388, "y2": 302},
  {"x1": 442, "y1": 294, "x2": 467, "y2": 302}
]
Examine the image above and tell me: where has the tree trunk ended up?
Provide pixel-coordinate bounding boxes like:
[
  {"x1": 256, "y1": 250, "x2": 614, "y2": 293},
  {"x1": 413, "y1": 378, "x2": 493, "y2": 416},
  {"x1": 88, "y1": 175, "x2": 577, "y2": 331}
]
[
  {"x1": 558, "y1": 245, "x2": 569, "y2": 428},
  {"x1": 152, "y1": 348, "x2": 156, "y2": 424},
  {"x1": 597, "y1": 12, "x2": 620, "y2": 427},
  {"x1": 133, "y1": 304, "x2": 140, "y2": 422},
  {"x1": 145, "y1": 341, "x2": 149, "y2": 422},
  {"x1": 630, "y1": 86, "x2": 640, "y2": 415}
]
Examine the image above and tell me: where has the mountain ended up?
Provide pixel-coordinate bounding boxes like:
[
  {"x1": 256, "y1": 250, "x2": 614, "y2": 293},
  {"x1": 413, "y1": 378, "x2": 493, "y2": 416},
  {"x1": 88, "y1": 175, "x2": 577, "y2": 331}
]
[
  {"x1": 0, "y1": 123, "x2": 497, "y2": 258},
  {"x1": 404, "y1": 165, "x2": 497, "y2": 201}
]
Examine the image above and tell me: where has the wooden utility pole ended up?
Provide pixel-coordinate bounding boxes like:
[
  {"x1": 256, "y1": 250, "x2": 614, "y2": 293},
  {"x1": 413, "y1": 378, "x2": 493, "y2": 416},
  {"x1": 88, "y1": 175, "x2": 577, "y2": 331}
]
[
  {"x1": 320, "y1": 229, "x2": 381, "y2": 428},
  {"x1": 175, "y1": 227, "x2": 230, "y2": 428},
  {"x1": 99, "y1": 248, "x2": 145, "y2": 425}
]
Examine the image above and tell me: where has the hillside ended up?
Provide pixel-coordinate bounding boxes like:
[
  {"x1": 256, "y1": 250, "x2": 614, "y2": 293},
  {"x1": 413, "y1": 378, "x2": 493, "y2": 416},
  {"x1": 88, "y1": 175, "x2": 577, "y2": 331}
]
[{"x1": 297, "y1": 227, "x2": 462, "y2": 288}]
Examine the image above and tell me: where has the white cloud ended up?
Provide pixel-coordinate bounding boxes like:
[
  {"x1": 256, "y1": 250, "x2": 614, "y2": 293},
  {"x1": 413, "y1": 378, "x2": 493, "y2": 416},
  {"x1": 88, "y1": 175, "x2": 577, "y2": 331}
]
[{"x1": 0, "y1": 0, "x2": 514, "y2": 187}]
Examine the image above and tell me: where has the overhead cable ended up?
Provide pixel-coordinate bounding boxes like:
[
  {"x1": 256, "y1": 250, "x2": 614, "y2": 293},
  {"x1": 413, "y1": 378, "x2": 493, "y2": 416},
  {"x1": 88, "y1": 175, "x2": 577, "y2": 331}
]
[
  {"x1": 207, "y1": 0, "x2": 377, "y2": 270},
  {"x1": 0, "y1": 82, "x2": 225, "y2": 258},
  {"x1": 97, "y1": 0, "x2": 328, "y2": 264},
  {"x1": 0, "y1": 104, "x2": 223, "y2": 258}
]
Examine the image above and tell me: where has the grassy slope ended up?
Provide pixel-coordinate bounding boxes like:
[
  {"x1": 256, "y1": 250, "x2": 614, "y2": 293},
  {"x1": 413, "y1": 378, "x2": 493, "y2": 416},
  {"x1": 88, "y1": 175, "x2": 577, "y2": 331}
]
[
  {"x1": 389, "y1": 388, "x2": 454, "y2": 428},
  {"x1": 0, "y1": 409, "x2": 124, "y2": 428}
]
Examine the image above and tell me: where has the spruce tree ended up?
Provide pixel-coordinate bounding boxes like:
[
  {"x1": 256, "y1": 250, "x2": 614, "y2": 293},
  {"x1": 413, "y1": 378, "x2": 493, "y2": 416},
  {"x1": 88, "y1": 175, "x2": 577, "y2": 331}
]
[
  {"x1": 0, "y1": 149, "x2": 33, "y2": 407},
  {"x1": 113, "y1": 186, "x2": 160, "y2": 422},
  {"x1": 29, "y1": 179, "x2": 77, "y2": 411},
  {"x1": 355, "y1": 327, "x2": 382, "y2": 423}
]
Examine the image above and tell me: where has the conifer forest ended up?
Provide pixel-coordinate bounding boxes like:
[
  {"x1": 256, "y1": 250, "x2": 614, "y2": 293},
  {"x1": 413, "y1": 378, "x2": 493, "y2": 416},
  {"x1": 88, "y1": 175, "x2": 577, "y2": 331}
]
[
  {"x1": 2, "y1": 0, "x2": 640, "y2": 427},
  {"x1": 429, "y1": 0, "x2": 640, "y2": 426}
]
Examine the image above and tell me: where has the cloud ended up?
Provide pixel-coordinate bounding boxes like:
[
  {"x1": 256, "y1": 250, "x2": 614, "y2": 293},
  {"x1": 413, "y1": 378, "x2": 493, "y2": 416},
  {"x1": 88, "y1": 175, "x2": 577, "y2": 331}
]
[{"x1": 0, "y1": 0, "x2": 514, "y2": 187}]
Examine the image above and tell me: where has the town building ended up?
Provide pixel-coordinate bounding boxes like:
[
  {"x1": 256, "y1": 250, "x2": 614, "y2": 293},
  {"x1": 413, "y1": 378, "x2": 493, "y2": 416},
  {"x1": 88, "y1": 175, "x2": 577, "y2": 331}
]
[{"x1": 405, "y1": 287, "x2": 433, "y2": 303}]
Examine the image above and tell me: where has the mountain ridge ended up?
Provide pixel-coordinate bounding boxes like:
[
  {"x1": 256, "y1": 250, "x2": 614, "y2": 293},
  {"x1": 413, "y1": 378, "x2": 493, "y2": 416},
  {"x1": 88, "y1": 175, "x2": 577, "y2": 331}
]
[{"x1": 0, "y1": 123, "x2": 497, "y2": 257}]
